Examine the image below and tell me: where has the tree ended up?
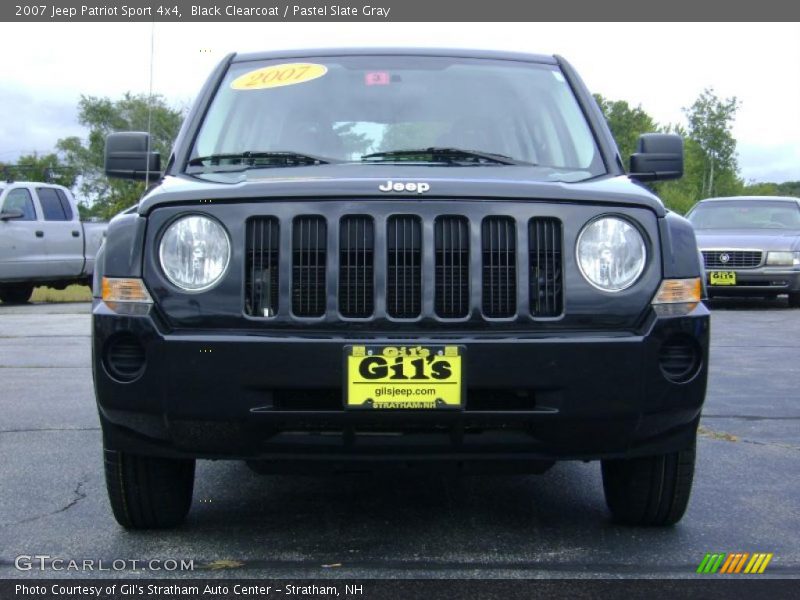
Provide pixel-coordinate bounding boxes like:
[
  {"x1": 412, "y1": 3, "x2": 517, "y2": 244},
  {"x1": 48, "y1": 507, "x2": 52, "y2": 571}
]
[
  {"x1": 57, "y1": 93, "x2": 185, "y2": 219},
  {"x1": 683, "y1": 88, "x2": 740, "y2": 198},
  {"x1": 593, "y1": 94, "x2": 658, "y2": 162},
  {"x1": 0, "y1": 152, "x2": 77, "y2": 188}
]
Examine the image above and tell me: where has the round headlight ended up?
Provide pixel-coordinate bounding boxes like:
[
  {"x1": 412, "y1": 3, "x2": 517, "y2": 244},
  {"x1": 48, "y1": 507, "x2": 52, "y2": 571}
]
[
  {"x1": 577, "y1": 217, "x2": 646, "y2": 291},
  {"x1": 159, "y1": 215, "x2": 230, "y2": 291}
]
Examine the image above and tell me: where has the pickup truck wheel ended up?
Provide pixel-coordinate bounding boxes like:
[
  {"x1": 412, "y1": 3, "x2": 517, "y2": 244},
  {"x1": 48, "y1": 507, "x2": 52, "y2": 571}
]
[
  {"x1": 103, "y1": 448, "x2": 195, "y2": 529},
  {"x1": 788, "y1": 292, "x2": 800, "y2": 308},
  {"x1": 601, "y1": 442, "x2": 695, "y2": 526},
  {"x1": 0, "y1": 284, "x2": 34, "y2": 304}
]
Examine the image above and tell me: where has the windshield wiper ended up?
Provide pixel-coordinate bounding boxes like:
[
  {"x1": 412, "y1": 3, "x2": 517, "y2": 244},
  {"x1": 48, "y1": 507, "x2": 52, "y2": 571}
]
[
  {"x1": 187, "y1": 151, "x2": 339, "y2": 171},
  {"x1": 361, "y1": 147, "x2": 535, "y2": 166}
]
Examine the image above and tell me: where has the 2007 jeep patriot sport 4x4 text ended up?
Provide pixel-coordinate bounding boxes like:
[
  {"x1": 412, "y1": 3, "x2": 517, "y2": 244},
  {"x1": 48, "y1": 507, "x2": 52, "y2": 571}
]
[{"x1": 93, "y1": 48, "x2": 708, "y2": 529}]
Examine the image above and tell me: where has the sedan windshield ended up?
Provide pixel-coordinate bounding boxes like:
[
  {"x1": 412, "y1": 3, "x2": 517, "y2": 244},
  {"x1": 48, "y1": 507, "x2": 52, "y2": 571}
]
[
  {"x1": 191, "y1": 55, "x2": 604, "y2": 181},
  {"x1": 688, "y1": 200, "x2": 800, "y2": 230}
]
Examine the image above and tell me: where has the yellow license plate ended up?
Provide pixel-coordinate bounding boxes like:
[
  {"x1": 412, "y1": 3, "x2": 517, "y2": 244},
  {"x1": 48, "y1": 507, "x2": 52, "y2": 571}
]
[
  {"x1": 709, "y1": 271, "x2": 736, "y2": 286},
  {"x1": 345, "y1": 345, "x2": 463, "y2": 409}
]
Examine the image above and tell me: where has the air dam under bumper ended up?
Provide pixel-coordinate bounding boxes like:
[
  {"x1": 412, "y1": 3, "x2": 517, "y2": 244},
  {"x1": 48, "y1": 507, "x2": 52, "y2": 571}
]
[{"x1": 93, "y1": 302, "x2": 709, "y2": 463}]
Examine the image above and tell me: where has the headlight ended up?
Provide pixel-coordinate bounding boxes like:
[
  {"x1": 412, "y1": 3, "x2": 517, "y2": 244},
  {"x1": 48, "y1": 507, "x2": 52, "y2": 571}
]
[
  {"x1": 766, "y1": 251, "x2": 800, "y2": 267},
  {"x1": 577, "y1": 216, "x2": 647, "y2": 291},
  {"x1": 159, "y1": 215, "x2": 231, "y2": 291}
]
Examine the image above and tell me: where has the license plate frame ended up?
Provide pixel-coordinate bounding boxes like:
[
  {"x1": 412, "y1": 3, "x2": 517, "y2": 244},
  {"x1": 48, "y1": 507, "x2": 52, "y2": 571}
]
[
  {"x1": 709, "y1": 271, "x2": 737, "y2": 286},
  {"x1": 344, "y1": 345, "x2": 464, "y2": 410}
]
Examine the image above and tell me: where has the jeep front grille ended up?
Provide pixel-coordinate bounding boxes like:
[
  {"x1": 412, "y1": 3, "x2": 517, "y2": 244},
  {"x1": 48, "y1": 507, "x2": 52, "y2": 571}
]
[
  {"x1": 482, "y1": 216, "x2": 516, "y2": 318},
  {"x1": 244, "y1": 213, "x2": 565, "y2": 321},
  {"x1": 339, "y1": 216, "x2": 374, "y2": 318},
  {"x1": 292, "y1": 216, "x2": 327, "y2": 317},
  {"x1": 529, "y1": 217, "x2": 563, "y2": 317},
  {"x1": 245, "y1": 217, "x2": 279, "y2": 318},
  {"x1": 386, "y1": 215, "x2": 422, "y2": 318},
  {"x1": 435, "y1": 216, "x2": 470, "y2": 318}
]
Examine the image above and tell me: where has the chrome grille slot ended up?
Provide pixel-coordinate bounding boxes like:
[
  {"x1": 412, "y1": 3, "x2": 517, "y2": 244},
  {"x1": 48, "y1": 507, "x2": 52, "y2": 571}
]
[
  {"x1": 435, "y1": 216, "x2": 470, "y2": 318},
  {"x1": 529, "y1": 218, "x2": 563, "y2": 317},
  {"x1": 387, "y1": 215, "x2": 422, "y2": 318},
  {"x1": 482, "y1": 216, "x2": 516, "y2": 318},
  {"x1": 339, "y1": 216, "x2": 374, "y2": 318},
  {"x1": 292, "y1": 216, "x2": 327, "y2": 317},
  {"x1": 245, "y1": 217, "x2": 279, "y2": 317},
  {"x1": 702, "y1": 250, "x2": 762, "y2": 269}
]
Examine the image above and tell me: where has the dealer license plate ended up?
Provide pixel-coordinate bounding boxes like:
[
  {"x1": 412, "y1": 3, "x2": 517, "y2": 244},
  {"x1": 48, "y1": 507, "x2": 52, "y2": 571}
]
[
  {"x1": 345, "y1": 345, "x2": 463, "y2": 409},
  {"x1": 709, "y1": 271, "x2": 736, "y2": 286}
]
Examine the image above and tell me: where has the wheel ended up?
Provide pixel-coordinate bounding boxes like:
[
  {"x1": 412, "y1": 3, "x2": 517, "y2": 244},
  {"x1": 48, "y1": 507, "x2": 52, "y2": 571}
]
[
  {"x1": 104, "y1": 448, "x2": 195, "y2": 529},
  {"x1": 601, "y1": 442, "x2": 695, "y2": 526},
  {"x1": 788, "y1": 292, "x2": 800, "y2": 308},
  {"x1": 0, "y1": 284, "x2": 34, "y2": 304}
]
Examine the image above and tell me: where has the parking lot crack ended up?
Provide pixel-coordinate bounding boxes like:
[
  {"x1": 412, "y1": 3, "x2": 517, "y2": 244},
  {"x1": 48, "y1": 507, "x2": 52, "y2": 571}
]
[{"x1": 0, "y1": 479, "x2": 88, "y2": 528}]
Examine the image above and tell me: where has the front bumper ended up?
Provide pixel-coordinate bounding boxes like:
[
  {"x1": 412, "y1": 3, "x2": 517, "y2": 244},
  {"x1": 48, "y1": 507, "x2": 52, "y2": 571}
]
[
  {"x1": 705, "y1": 268, "x2": 800, "y2": 296},
  {"x1": 93, "y1": 301, "x2": 709, "y2": 464}
]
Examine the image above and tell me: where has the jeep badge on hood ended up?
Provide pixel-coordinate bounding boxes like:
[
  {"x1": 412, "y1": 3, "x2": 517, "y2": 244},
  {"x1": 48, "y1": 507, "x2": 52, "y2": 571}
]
[{"x1": 379, "y1": 180, "x2": 431, "y2": 194}]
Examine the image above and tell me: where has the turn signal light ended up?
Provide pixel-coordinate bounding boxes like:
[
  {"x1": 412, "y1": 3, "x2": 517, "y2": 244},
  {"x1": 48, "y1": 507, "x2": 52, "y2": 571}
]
[
  {"x1": 652, "y1": 278, "x2": 702, "y2": 304},
  {"x1": 102, "y1": 277, "x2": 153, "y2": 304}
]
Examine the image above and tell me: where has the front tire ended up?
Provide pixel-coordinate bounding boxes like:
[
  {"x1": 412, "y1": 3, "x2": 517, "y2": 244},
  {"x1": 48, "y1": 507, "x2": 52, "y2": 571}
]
[
  {"x1": 104, "y1": 448, "x2": 195, "y2": 529},
  {"x1": 788, "y1": 292, "x2": 800, "y2": 308},
  {"x1": 0, "y1": 284, "x2": 34, "y2": 304},
  {"x1": 601, "y1": 442, "x2": 695, "y2": 526}
]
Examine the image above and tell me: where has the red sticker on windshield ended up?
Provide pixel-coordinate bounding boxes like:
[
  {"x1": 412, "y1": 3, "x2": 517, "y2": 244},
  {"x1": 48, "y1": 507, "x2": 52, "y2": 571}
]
[{"x1": 365, "y1": 72, "x2": 390, "y2": 86}]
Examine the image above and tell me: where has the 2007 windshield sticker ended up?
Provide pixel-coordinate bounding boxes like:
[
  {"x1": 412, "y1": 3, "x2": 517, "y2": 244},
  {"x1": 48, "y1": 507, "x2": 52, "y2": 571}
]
[{"x1": 231, "y1": 63, "x2": 328, "y2": 90}]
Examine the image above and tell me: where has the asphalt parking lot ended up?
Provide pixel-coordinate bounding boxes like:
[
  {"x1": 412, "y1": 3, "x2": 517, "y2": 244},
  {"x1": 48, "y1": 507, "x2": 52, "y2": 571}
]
[{"x1": 0, "y1": 299, "x2": 798, "y2": 579}]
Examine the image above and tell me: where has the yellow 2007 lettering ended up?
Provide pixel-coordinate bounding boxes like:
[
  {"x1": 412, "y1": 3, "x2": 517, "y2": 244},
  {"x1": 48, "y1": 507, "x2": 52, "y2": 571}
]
[{"x1": 231, "y1": 63, "x2": 328, "y2": 90}]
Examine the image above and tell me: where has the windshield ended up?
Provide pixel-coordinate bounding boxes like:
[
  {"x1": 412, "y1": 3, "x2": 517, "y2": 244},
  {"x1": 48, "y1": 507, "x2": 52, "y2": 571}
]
[
  {"x1": 191, "y1": 55, "x2": 604, "y2": 181},
  {"x1": 688, "y1": 200, "x2": 800, "y2": 230}
]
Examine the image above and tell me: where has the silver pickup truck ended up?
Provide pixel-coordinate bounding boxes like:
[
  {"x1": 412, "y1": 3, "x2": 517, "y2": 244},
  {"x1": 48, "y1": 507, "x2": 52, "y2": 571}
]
[{"x1": 0, "y1": 181, "x2": 106, "y2": 303}]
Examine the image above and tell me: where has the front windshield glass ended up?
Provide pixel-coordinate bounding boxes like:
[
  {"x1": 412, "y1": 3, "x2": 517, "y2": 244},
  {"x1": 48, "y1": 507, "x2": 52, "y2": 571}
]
[
  {"x1": 191, "y1": 55, "x2": 604, "y2": 181},
  {"x1": 688, "y1": 200, "x2": 800, "y2": 230}
]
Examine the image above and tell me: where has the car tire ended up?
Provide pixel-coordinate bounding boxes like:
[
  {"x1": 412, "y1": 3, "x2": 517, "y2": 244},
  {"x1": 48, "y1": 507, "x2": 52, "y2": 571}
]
[
  {"x1": 0, "y1": 284, "x2": 34, "y2": 304},
  {"x1": 601, "y1": 441, "x2": 695, "y2": 526},
  {"x1": 788, "y1": 292, "x2": 800, "y2": 308},
  {"x1": 104, "y1": 448, "x2": 195, "y2": 529}
]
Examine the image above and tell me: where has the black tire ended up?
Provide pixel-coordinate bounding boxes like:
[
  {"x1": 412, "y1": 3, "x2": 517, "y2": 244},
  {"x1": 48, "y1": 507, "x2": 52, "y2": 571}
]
[
  {"x1": 601, "y1": 442, "x2": 696, "y2": 526},
  {"x1": 104, "y1": 448, "x2": 195, "y2": 529},
  {"x1": 788, "y1": 292, "x2": 800, "y2": 308},
  {"x1": 0, "y1": 284, "x2": 34, "y2": 304}
]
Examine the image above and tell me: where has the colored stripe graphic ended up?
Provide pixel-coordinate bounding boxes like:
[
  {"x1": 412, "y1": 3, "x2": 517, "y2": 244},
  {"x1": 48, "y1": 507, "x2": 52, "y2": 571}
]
[{"x1": 698, "y1": 552, "x2": 773, "y2": 574}]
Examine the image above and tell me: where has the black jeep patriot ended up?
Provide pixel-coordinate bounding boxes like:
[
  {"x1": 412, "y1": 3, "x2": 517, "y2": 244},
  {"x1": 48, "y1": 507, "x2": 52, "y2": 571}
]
[{"x1": 93, "y1": 48, "x2": 708, "y2": 529}]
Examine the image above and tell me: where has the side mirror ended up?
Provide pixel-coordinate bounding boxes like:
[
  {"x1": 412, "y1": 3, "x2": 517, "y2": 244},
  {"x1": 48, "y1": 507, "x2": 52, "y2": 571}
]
[
  {"x1": 0, "y1": 209, "x2": 24, "y2": 221},
  {"x1": 104, "y1": 132, "x2": 161, "y2": 180},
  {"x1": 629, "y1": 133, "x2": 683, "y2": 182}
]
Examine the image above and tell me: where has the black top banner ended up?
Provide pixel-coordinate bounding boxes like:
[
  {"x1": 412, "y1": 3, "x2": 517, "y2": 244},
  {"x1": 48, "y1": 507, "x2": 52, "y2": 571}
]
[{"x1": 3, "y1": 0, "x2": 800, "y2": 22}]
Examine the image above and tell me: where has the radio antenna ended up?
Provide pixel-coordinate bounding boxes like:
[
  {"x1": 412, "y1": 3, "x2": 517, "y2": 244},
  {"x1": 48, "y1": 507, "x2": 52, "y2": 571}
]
[{"x1": 145, "y1": 21, "x2": 155, "y2": 190}]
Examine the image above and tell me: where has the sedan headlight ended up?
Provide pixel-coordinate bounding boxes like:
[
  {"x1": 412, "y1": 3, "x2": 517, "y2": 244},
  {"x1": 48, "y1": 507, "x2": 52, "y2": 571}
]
[
  {"x1": 766, "y1": 251, "x2": 800, "y2": 267},
  {"x1": 159, "y1": 215, "x2": 231, "y2": 291},
  {"x1": 577, "y1": 216, "x2": 647, "y2": 291}
]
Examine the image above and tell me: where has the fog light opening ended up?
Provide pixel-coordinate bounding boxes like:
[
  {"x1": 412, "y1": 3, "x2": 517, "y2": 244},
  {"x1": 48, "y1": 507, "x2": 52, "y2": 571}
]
[
  {"x1": 103, "y1": 333, "x2": 147, "y2": 383},
  {"x1": 658, "y1": 335, "x2": 702, "y2": 383}
]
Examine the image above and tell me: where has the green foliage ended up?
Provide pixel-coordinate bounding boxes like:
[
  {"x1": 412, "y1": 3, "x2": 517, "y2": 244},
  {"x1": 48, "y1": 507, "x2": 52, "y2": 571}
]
[
  {"x1": 56, "y1": 93, "x2": 184, "y2": 219},
  {"x1": 595, "y1": 89, "x2": 747, "y2": 214},
  {"x1": 683, "y1": 88, "x2": 741, "y2": 198},
  {"x1": 593, "y1": 94, "x2": 658, "y2": 161},
  {"x1": 742, "y1": 180, "x2": 800, "y2": 198},
  {"x1": 0, "y1": 152, "x2": 77, "y2": 188}
]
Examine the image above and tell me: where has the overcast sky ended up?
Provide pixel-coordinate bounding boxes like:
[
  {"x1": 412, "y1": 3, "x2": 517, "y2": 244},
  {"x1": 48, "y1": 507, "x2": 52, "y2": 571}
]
[{"x1": 1, "y1": 21, "x2": 798, "y2": 182}]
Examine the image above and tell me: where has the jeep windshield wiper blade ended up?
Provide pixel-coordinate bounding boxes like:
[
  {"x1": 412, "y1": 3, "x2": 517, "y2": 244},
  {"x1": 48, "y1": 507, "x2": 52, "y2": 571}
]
[
  {"x1": 361, "y1": 147, "x2": 535, "y2": 166},
  {"x1": 187, "y1": 151, "x2": 339, "y2": 171}
]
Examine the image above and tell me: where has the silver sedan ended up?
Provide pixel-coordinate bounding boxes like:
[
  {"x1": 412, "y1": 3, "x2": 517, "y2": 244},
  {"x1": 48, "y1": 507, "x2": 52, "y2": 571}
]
[{"x1": 686, "y1": 196, "x2": 800, "y2": 307}]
